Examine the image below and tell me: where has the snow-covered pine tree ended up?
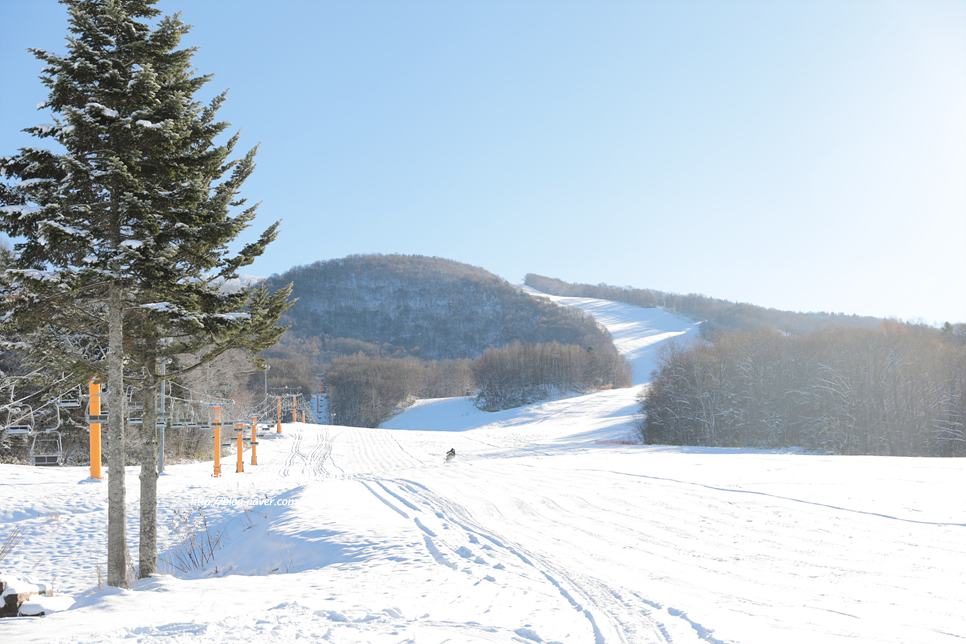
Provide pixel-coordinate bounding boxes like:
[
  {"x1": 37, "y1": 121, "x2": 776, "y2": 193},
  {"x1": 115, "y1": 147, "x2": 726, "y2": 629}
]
[
  {"x1": 0, "y1": 0, "x2": 291, "y2": 586},
  {"x1": 124, "y1": 281, "x2": 292, "y2": 578}
]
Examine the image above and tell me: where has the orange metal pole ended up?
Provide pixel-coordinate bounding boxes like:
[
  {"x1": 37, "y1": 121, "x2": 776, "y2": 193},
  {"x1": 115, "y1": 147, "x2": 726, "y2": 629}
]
[
  {"x1": 89, "y1": 379, "x2": 102, "y2": 480},
  {"x1": 213, "y1": 406, "x2": 223, "y2": 477},
  {"x1": 292, "y1": 395, "x2": 296, "y2": 423},
  {"x1": 250, "y1": 416, "x2": 258, "y2": 466},
  {"x1": 213, "y1": 425, "x2": 221, "y2": 477},
  {"x1": 276, "y1": 397, "x2": 282, "y2": 433},
  {"x1": 236, "y1": 424, "x2": 243, "y2": 473}
]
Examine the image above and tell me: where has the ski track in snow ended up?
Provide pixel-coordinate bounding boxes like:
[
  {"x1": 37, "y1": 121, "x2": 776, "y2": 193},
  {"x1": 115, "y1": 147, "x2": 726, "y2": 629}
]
[{"x1": 1, "y1": 290, "x2": 965, "y2": 643}]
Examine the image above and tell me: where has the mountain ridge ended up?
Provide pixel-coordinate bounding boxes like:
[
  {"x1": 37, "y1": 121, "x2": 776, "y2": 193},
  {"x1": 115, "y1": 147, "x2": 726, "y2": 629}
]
[{"x1": 263, "y1": 254, "x2": 618, "y2": 361}]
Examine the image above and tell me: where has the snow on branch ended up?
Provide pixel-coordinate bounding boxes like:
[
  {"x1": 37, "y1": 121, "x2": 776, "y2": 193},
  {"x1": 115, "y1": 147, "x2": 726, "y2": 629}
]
[
  {"x1": 141, "y1": 302, "x2": 177, "y2": 312},
  {"x1": 0, "y1": 205, "x2": 42, "y2": 215},
  {"x1": 5, "y1": 268, "x2": 61, "y2": 283},
  {"x1": 85, "y1": 102, "x2": 118, "y2": 118},
  {"x1": 214, "y1": 312, "x2": 250, "y2": 321}
]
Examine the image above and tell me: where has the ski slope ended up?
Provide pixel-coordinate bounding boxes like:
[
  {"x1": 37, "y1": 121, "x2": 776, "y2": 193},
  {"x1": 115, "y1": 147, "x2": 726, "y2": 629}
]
[{"x1": 1, "y1": 291, "x2": 964, "y2": 643}]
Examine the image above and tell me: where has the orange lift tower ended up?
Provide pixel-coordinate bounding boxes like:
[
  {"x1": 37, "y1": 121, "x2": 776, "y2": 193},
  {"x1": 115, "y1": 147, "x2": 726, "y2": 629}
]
[
  {"x1": 88, "y1": 378, "x2": 103, "y2": 480},
  {"x1": 235, "y1": 422, "x2": 244, "y2": 473},
  {"x1": 250, "y1": 416, "x2": 258, "y2": 466},
  {"x1": 212, "y1": 406, "x2": 222, "y2": 477}
]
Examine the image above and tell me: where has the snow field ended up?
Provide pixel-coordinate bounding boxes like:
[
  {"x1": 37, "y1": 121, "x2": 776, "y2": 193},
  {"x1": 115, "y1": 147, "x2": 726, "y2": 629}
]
[{"x1": 0, "y1": 292, "x2": 963, "y2": 643}]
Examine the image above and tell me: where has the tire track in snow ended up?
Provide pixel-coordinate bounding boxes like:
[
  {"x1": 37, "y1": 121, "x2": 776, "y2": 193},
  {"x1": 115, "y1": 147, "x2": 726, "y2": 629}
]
[
  {"x1": 317, "y1": 426, "x2": 346, "y2": 478},
  {"x1": 357, "y1": 481, "x2": 410, "y2": 520},
  {"x1": 588, "y1": 469, "x2": 966, "y2": 528},
  {"x1": 388, "y1": 433, "x2": 430, "y2": 468},
  {"x1": 357, "y1": 481, "x2": 463, "y2": 572},
  {"x1": 376, "y1": 477, "x2": 670, "y2": 644},
  {"x1": 390, "y1": 478, "x2": 678, "y2": 642},
  {"x1": 279, "y1": 424, "x2": 328, "y2": 479},
  {"x1": 279, "y1": 424, "x2": 304, "y2": 478},
  {"x1": 345, "y1": 429, "x2": 728, "y2": 643},
  {"x1": 305, "y1": 425, "x2": 328, "y2": 478}
]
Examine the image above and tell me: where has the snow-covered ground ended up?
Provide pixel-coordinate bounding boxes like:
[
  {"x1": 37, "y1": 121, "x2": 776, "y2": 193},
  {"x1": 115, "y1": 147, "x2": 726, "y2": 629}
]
[{"x1": 1, "y1": 291, "x2": 963, "y2": 643}]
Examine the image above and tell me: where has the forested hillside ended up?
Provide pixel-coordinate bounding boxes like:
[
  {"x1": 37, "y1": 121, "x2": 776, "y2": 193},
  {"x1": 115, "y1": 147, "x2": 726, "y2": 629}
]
[
  {"x1": 640, "y1": 323, "x2": 966, "y2": 456},
  {"x1": 269, "y1": 255, "x2": 611, "y2": 360},
  {"x1": 524, "y1": 273, "x2": 885, "y2": 337},
  {"x1": 259, "y1": 255, "x2": 629, "y2": 425},
  {"x1": 266, "y1": 256, "x2": 615, "y2": 360},
  {"x1": 521, "y1": 274, "x2": 966, "y2": 457}
]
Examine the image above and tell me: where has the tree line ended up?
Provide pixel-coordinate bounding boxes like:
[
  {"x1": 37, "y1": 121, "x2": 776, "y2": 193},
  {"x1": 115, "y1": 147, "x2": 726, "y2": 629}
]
[
  {"x1": 324, "y1": 341, "x2": 631, "y2": 428},
  {"x1": 524, "y1": 273, "x2": 885, "y2": 337},
  {"x1": 473, "y1": 342, "x2": 632, "y2": 411},
  {"x1": 638, "y1": 322, "x2": 966, "y2": 456}
]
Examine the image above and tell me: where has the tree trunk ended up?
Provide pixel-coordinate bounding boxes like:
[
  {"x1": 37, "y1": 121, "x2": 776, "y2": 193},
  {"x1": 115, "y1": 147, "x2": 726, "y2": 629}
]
[
  {"x1": 107, "y1": 281, "x2": 128, "y2": 588},
  {"x1": 138, "y1": 361, "x2": 159, "y2": 579}
]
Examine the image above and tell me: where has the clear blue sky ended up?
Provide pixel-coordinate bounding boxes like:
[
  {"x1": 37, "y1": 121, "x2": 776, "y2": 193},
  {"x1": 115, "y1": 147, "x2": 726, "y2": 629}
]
[{"x1": 2, "y1": 0, "x2": 964, "y2": 324}]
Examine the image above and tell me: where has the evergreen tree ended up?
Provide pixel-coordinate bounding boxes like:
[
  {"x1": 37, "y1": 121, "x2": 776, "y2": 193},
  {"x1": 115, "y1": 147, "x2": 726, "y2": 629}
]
[
  {"x1": 1, "y1": 0, "x2": 291, "y2": 585},
  {"x1": 124, "y1": 282, "x2": 291, "y2": 578}
]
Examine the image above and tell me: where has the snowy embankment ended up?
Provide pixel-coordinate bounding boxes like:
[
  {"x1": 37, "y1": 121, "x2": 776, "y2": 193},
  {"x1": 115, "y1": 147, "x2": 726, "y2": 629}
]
[{"x1": 0, "y1": 289, "x2": 963, "y2": 643}]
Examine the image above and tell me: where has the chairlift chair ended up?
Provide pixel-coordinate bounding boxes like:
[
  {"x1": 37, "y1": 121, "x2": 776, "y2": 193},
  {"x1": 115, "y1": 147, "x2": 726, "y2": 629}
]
[
  {"x1": 30, "y1": 430, "x2": 63, "y2": 466},
  {"x1": 58, "y1": 387, "x2": 82, "y2": 409},
  {"x1": 30, "y1": 403, "x2": 63, "y2": 466},
  {"x1": 179, "y1": 403, "x2": 201, "y2": 428},
  {"x1": 4, "y1": 405, "x2": 34, "y2": 435},
  {"x1": 86, "y1": 397, "x2": 108, "y2": 424},
  {"x1": 121, "y1": 385, "x2": 144, "y2": 425},
  {"x1": 170, "y1": 403, "x2": 194, "y2": 429},
  {"x1": 125, "y1": 386, "x2": 144, "y2": 410},
  {"x1": 217, "y1": 414, "x2": 236, "y2": 448}
]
